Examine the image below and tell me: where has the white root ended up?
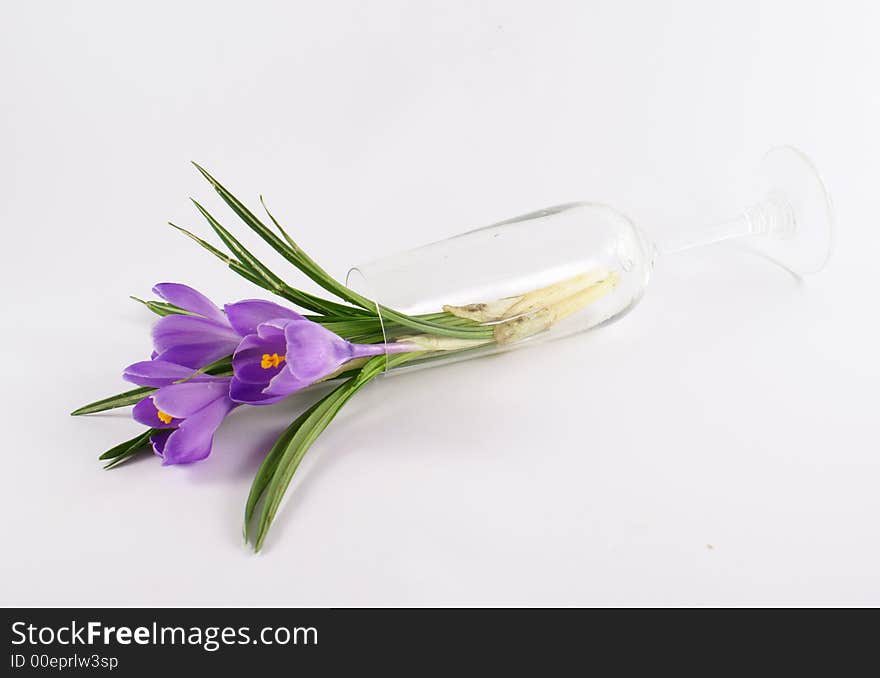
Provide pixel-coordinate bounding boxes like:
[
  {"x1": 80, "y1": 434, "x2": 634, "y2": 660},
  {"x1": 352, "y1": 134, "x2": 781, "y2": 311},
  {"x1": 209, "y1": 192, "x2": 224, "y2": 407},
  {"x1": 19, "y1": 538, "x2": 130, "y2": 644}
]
[
  {"x1": 442, "y1": 269, "x2": 609, "y2": 322},
  {"x1": 493, "y1": 272, "x2": 619, "y2": 344},
  {"x1": 440, "y1": 298, "x2": 520, "y2": 322},
  {"x1": 408, "y1": 269, "x2": 620, "y2": 350},
  {"x1": 395, "y1": 334, "x2": 493, "y2": 352}
]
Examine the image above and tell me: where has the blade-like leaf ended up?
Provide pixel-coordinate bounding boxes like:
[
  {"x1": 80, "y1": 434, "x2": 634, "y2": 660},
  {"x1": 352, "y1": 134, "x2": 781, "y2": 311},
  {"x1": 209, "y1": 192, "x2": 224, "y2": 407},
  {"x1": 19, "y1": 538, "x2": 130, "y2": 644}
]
[
  {"x1": 243, "y1": 399, "x2": 323, "y2": 540},
  {"x1": 313, "y1": 319, "x2": 384, "y2": 340},
  {"x1": 104, "y1": 444, "x2": 151, "y2": 469},
  {"x1": 190, "y1": 198, "x2": 289, "y2": 289},
  {"x1": 169, "y1": 222, "x2": 271, "y2": 291},
  {"x1": 200, "y1": 171, "x2": 374, "y2": 311},
  {"x1": 193, "y1": 163, "x2": 302, "y2": 269},
  {"x1": 192, "y1": 167, "x2": 371, "y2": 308},
  {"x1": 260, "y1": 195, "x2": 301, "y2": 252},
  {"x1": 252, "y1": 380, "x2": 357, "y2": 552},
  {"x1": 72, "y1": 361, "x2": 234, "y2": 417},
  {"x1": 259, "y1": 194, "x2": 495, "y2": 338},
  {"x1": 71, "y1": 386, "x2": 155, "y2": 416},
  {"x1": 257, "y1": 195, "x2": 373, "y2": 309},
  {"x1": 251, "y1": 352, "x2": 419, "y2": 551},
  {"x1": 189, "y1": 201, "x2": 358, "y2": 317},
  {"x1": 131, "y1": 296, "x2": 190, "y2": 317},
  {"x1": 99, "y1": 429, "x2": 154, "y2": 460},
  {"x1": 173, "y1": 355, "x2": 234, "y2": 383},
  {"x1": 193, "y1": 164, "x2": 493, "y2": 339},
  {"x1": 170, "y1": 221, "x2": 357, "y2": 314}
]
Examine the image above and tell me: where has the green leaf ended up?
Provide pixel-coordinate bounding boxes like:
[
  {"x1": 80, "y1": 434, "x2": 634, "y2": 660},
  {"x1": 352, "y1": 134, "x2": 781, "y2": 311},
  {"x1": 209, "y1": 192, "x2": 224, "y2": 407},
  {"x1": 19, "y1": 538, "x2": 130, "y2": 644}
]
[
  {"x1": 258, "y1": 193, "x2": 495, "y2": 338},
  {"x1": 193, "y1": 164, "x2": 493, "y2": 340},
  {"x1": 99, "y1": 429, "x2": 155, "y2": 469},
  {"x1": 178, "y1": 357, "x2": 233, "y2": 383},
  {"x1": 99, "y1": 429, "x2": 154, "y2": 460},
  {"x1": 189, "y1": 201, "x2": 359, "y2": 317},
  {"x1": 104, "y1": 443, "x2": 151, "y2": 469},
  {"x1": 312, "y1": 318, "x2": 384, "y2": 340},
  {"x1": 343, "y1": 332, "x2": 388, "y2": 344},
  {"x1": 170, "y1": 221, "x2": 355, "y2": 313},
  {"x1": 193, "y1": 163, "x2": 304, "y2": 273},
  {"x1": 71, "y1": 361, "x2": 234, "y2": 417},
  {"x1": 168, "y1": 222, "x2": 271, "y2": 291},
  {"x1": 252, "y1": 380, "x2": 357, "y2": 552},
  {"x1": 243, "y1": 399, "x2": 323, "y2": 541},
  {"x1": 227, "y1": 180, "x2": 377, "y2": 310},
  {"x1": 71, "y1": 386, "x2": 155, "y2": 416},
  {"x1": 251, "y1": 352, "x2": 419, "y2": 552},
  {"x1": 190, "y1": 199, "x2": 289, "y2": 288},
  {"x1": 131, "y1": 296, "x2": 191, "y2": 317},
  {"x1": 260, "y1": 195, "x2": 301, "y2": 252}
]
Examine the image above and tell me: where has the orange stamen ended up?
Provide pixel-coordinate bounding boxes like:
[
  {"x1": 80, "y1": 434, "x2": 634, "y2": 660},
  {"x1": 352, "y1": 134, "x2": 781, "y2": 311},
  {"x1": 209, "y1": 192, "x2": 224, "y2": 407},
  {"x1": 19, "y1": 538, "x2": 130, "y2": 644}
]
[{"x1": 261, "y1": 353, "x2": 286, "y2": 369}]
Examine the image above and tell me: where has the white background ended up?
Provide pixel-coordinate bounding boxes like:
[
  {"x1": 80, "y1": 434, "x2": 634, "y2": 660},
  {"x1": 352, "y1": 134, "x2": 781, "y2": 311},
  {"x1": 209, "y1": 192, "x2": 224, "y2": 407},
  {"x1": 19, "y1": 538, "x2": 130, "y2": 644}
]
[{"x1": 2, "y1": 1, "x2": 878, "y2": 605}]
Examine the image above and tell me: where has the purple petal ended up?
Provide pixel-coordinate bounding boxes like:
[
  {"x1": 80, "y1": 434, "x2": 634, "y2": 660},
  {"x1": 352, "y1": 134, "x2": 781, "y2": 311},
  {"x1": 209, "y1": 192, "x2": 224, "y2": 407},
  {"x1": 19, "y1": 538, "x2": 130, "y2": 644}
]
[
  {"x1": 224, "y1": 299, "x2": 303, "y2": 337},
  {"x1": 151, "y1": 379, "x2": 231, "y2": 418},
  {"x1": 284, "y1": 320, "x2": 352, "y2": 383},
  {"x1": 262, "y1": 365, "x2": 313, "y2": 398},
  {"x1": 152, "y1": 314, "x2": 240, "y2": 351},
  {"x1": 123, "y1": 360, "x2": 213, "y2": 388},
  {"x1": 150, "y1": 430, "x2": 172, "y2": 458},
  {"x1": 229, "y1": 377, "x2": 288, "y2": 405},
  {"x1": 132, "y1": 396, "x2": 179, "y2": 429},
  {"x1": 254, "y1": 319, "x2": 289, "y2": 339},
  {"x1": 161, "y1": 397, "x2": 235, "y2": 465},
  {"x1": 153, "y1": 343, "x2": 236, "y2": 371},
  {"x1": 152, "y1": 283, "x2": 227, "y2": 324},
  {"x1": 231, "y1": 331, "x2": 287, "y2": 385},
  {"x1": 232, "y1": 348, "x2": 279, "y2": 385}
]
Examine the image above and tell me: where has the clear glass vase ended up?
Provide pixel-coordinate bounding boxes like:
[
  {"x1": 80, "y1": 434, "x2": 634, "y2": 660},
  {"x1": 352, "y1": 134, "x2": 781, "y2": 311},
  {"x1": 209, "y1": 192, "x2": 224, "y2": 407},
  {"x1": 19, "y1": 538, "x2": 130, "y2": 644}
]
[{"x1": 347, "y1": 146, "x2": 833, "y2": 372}]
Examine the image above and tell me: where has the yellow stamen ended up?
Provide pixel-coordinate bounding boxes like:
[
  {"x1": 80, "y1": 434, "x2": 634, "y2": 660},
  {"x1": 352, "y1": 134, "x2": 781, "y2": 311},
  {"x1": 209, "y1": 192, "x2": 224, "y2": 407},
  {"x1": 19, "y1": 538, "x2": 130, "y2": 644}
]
[
  {"x1": 156, "y1": 409, "x2": 173, "y2": 425},
  {"x1": 261, "y1": 352, "x2": 286, "y2": 369}
]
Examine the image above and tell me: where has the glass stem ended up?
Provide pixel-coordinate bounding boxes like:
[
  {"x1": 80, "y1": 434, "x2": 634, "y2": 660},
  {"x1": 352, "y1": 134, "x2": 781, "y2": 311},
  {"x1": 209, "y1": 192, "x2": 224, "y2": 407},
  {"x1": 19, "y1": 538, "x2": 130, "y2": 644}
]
[
  {"x1": 655, "y1": 194, "x2": 796, "y2": 258},
  {"x1": 656, "y1": 212, "x2": 755, "y2": 256}
]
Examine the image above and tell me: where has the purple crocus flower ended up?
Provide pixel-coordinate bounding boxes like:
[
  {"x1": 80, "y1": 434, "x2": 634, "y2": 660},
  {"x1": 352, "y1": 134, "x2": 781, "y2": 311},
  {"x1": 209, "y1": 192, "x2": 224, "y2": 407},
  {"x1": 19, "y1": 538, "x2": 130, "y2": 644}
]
[
  {"x1": 141, "y1": 284, "x2": 414, "y2": 411},
  {"x1": 123, "y1": 359, "x2": 236, "y2": 465},
  {"x1": 223, "y1": 299, "x2": 414, "y2": 405},
  {"x1": 150, "y1": 283, "x2": 242, "y2": 369}
]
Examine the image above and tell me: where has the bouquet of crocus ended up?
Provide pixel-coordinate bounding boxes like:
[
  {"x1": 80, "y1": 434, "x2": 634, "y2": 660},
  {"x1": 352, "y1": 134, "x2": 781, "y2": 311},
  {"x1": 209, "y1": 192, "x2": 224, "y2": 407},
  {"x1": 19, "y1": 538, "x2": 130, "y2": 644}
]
[{"x1": 74, "y1": 165, "x2": 618, "y2": 551}]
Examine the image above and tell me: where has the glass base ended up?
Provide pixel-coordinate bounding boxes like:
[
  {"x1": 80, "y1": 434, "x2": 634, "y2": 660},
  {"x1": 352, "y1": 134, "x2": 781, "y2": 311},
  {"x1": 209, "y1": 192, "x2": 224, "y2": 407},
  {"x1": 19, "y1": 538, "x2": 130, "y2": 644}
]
[{"x1": 743, "y1": 146, "x2": 834, "y2": 276}]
